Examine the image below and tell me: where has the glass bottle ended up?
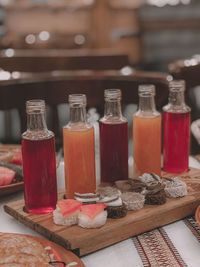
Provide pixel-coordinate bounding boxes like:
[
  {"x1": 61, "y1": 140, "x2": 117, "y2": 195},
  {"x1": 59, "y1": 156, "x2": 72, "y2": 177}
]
[
  {"x1": 100, "y1": 89, "x2": 128, "y2": 183},
  {"x1": 22, "y1": 99, "x2": 57, "y2": 214},
  {"x1": 133, "y1": 85, "x2": 161, "y2": 177},
  {"x1": 163, "y1": 80, "x2": 191, "y2": 173},
  {"x1": 63, "y1": 94, "x2": 96, "y2": 198}
]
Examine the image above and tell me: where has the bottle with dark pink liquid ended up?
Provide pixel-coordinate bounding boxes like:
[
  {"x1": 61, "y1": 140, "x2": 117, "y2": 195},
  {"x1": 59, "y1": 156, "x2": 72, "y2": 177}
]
[
  {"x1": 163, "y1": 80, "x2": 191, "y2": 173},
  {"x1": 100, "y1": 89, "x2": 128, "y2": 183},
  {"x1": 22, "y1": 100, "x2": 57, "y2": 214}
]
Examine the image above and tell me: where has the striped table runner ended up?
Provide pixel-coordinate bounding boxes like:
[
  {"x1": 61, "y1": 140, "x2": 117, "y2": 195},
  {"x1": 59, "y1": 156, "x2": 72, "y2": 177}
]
[
  {"x1": 82, "y1": 216, "x2": 200, "y2": 267},
  {"x1": 133, "y1": 216, "x2": 200, "y2": 267}
]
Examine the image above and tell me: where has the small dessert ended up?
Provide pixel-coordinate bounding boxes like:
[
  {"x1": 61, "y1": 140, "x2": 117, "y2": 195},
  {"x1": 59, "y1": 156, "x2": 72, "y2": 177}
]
[
  {"x1": 115, "y1": 179, "x2": 146, "y2": 193},
  {"x1": 74, "y1": 192, "x2": 100, "y2": 204},
  {"x1": 164, "y1": 177, "x2": 187, "y2": 198},
  {"x1": 121, "y1": 192, "x2": 145, "y2": 211},
  {"x1": 53, "y1": 199, "x2": 82, "y2": 226},
  {"x1": 145, "y1": 183, "x2": 166, "y2": 205},
  {"x1": 139, "y1": 173, "x2": 161, "y2": 186},
  {"x1": 78, "y1": 203, "x2": 107, "y2": 228},
  {"x1": 0, "y1": 162, "x2": 23, "y2": 183},
  {"x1": 10, "y1": 151, "x2": 23, "y2": 165},
  {"x1": 0, "y1": 166, "x2": 16, "y2": 186},
  {"x1": 97, "y1": 185, "x2": 126, "y2": 218},
  {"x1": 99, "y1": 195, "x2": 127, "y2": 219},
  {"x1": 97, "y1": 185, "x2": 121, "y2": 198}
]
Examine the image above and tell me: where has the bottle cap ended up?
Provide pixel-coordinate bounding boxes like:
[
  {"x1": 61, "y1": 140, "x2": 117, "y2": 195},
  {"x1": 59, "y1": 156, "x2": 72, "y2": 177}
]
[
  {"x1": 69, "y1": 94, "x2": 86, "y2": 106},
  {"x1": 26, "y1": 99, "x2": 45, "y2": 114},
  {"x1": 169, "y1": 80, "x2": 185, "y2": 92},
  {"x1": 104, "y1": 89, "x2": 121, "y2": 101},
  {"x1": 138, "y1": 85, "x2": 155, "y2": 96}
]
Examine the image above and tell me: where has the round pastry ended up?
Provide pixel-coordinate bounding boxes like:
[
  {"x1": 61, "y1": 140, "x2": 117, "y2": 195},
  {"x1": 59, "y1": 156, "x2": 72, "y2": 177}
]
[
  {"x1": 145, "y1": 183, "x2": 166, "y2": 205},
  {"x1": 0, "y1": 233, "x2": 51, "y2": 266},
  {"x1": 98, "y1": 195, "x2": 127, "y2": 219},
  {"x1": 115, "y1": 179, "x2": 146, "y2": 193},
  {"x1": 97, "y1": 185, "x2": 126, "y2": 218},
  {"x1": 74, "y1": 192, "x2": 100, "y2": 204},
  {"x1": 78, "y1": 203, "x2": 107, "y2": 229},
  {"x1": 106, "y1": 203, "x2": 127, "y2": 219},
  {"x1": 164, "y1": 177, "x2": 187, "y2": 198},
  {"x1": 139, "y1": 173, "x2": 161, "y2": 186},
  {"x1": 97, "y1": 185, "x2": 121, "y2": 198},
  {"x1": 121, "y1": 192, "x2": 145, "y2": 211}
]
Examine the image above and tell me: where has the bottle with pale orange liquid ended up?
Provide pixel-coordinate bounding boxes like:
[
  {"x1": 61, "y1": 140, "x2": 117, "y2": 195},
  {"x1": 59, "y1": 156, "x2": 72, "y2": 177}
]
[
  {"x1": 133, "y1": 85, "x2": 161, "y2": 177},
  {"x1": 63, "y1": 94, "x2": 96, "y2": 199}
]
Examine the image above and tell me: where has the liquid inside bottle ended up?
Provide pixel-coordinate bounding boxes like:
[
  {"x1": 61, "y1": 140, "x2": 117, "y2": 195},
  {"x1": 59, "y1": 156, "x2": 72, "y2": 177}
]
[
  {"x1": 133, "y1": 85, "x2": 161, "y2": 176},
  {"x1": 163, "y1": 80, "x2": 191, "y2": 173},
  {"x1": 63, "y1": 94, "x2": 96, "y2": 198},
  {"x1": 100, "y1": 89, "x2": 128, "y2": 183},
  {"x1": 22, "y1": 100, "x2": 57, "y2": 214}
]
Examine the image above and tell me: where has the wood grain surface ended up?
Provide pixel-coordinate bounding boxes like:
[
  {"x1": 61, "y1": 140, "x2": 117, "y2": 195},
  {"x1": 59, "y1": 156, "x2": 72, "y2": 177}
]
[{"x1": 4, "y1": 168, "x2": 200, "y2": 256}]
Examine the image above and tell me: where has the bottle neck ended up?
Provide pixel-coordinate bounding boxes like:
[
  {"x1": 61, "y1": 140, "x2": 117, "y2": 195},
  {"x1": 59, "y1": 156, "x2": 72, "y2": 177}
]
[
  {"x1": 69, "y1": 105, "x2": 87, "y2": 123},
  {"x1": 104, "y1": 99, "x2": 122, "y2": 118},
  {"x1": 27, "y1": 112, "x2": 47, "y2": 131},
  {"x1": 169, "y1": 90, "x2": 185, "y2": 107},
  {"x1": 138, "y1": 95, "x2": 156, "y2": 113}
]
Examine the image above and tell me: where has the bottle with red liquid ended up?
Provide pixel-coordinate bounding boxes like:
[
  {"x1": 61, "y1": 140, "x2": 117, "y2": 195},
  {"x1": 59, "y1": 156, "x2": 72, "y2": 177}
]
[
  {"x1": 163, "y1": 80, "x2": 191, "y2": 173},
  {"x1": 100, "y1": 89, "x2": 128, "y2": 183},
  {"x1": 22, "y1": 100, "x2": 57, "y2": 214}
]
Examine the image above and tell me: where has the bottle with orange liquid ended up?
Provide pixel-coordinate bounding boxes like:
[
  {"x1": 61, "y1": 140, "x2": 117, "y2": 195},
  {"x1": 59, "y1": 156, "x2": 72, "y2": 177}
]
[
  {"x1": 133, "y1": 85, "x2": 161, "y2": 177},
  {"x1": 163, "y1": 80, "x2": 191, "y2": 173},
  {"x1": 22, "y1": 100, "x2": 57, "y2": 214},
  {"x1": 63, "y1": 94, "x2": 96, "y2": 198}
]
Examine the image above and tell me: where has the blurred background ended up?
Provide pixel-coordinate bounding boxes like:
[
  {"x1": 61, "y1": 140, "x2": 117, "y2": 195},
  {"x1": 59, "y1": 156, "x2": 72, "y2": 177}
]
[
  {"x1": 0, "y1": 0, "x2": 199, "y2": 71},
  {"x1": 0, "y1": 0, "x2": 200, "y2": 154}
]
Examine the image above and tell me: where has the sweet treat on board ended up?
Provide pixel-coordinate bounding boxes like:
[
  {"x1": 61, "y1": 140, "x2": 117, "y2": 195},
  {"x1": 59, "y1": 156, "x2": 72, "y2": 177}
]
[
  {"x1": 99, "y1": 195, "x2": 127, "y2": 219},
  {"x1": 53, "y1": 199, "x2": 82, "y2": 226},
  {"x1": 74, "y1": 192, "x2": 100, "y2": 204},
  {"x1": 97, "y1": 185, "x2": 121, "y2": 198},
  {"x1": 115, "y1": 179, "x2": 146, "y2": 193},
  {"x1": 0, "y1": 166, "x2": 16, "y2": 186},
  {"x1": 97, "y1": 185, "x2": 126, "y2": 218},
  {"x1": 145, "y1": 183, "x2": 166, "y2": 205},
  {"x1": 0, "y1": 232, "x2": 51, "y2": 266},
  {"x1": 78, "y1": 203, "x2": 107, "y2": 228},
  {"x1": 164, "y1": 177, "x2": 188, "y2": 198},
  {"x1": 139, "y1": 173, "x2": 162, "y2": 186},
  {"x1": 121, "y1": 192, "x2": 145, "y2": 211}
]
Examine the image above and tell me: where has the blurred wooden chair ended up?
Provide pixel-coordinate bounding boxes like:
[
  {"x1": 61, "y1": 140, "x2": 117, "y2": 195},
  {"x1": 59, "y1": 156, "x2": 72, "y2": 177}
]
[
  {"x1": 0, "y1": 68, "x2": 170, "y2": 149},
  {"x1": 169, "y1": 55, "x2": 200, "y2": 154},
  {"x1": 0, "y1": 49, "x2": 130, "y2": 72}
]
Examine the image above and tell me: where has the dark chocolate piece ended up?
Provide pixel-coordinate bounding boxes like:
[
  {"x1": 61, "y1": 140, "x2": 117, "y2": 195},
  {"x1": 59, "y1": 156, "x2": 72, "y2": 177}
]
[{"x1": 107, "y1": 204, "x2": 127, "y2": 219}]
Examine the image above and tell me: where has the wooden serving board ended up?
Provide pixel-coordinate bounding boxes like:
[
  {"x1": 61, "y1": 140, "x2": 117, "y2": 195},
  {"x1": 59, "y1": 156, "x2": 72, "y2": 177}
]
[{"x1": 4, "y1": 168, "x2": 200, "y2": 256}]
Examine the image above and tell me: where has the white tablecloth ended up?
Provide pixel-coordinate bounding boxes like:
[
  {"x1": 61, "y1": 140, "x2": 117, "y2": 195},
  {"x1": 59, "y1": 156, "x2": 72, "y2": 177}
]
[{"x1": 1, "y1": 157, "x2": 200, "y2": 267}]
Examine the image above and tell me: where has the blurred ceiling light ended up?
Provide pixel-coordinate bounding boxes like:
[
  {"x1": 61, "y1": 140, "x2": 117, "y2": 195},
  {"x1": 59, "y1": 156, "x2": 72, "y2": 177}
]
[
  {"x1": 5, "y1": 48, "x2": 14, "y2": 57},
  {"x1": 0, "y1": 69, "x2": 11, "y2": 80},
  {"x1": 39, "y1": 31, "x2": 50, "y2": 41},
  {"x1": 147, "y1": 0, "x2": 191, "y2": 6},
  {"x1": 25, "y1": 34, "x2": 36, "y2": 44},
  {"x1": 167, "y1": 75, "x2": 173, "y2": 82},
  {"x1": 184, "y1": 58, "x2": 198, "y2": 67},
  {"x1": 74, "y1": 34, "x2": 85, "y2": 45},
  {"x1": 12, "y1": 72, "x2": 21, "y2": 79},
  {"x1": 120, "y1": 66, "x2": 134, "y2": 76}
]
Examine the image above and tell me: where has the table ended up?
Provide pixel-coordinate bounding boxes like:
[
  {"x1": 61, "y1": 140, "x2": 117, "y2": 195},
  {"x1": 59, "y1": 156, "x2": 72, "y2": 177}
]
[{"x1": 1, "y1": 157, "x2": 200, "y2": 267}]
